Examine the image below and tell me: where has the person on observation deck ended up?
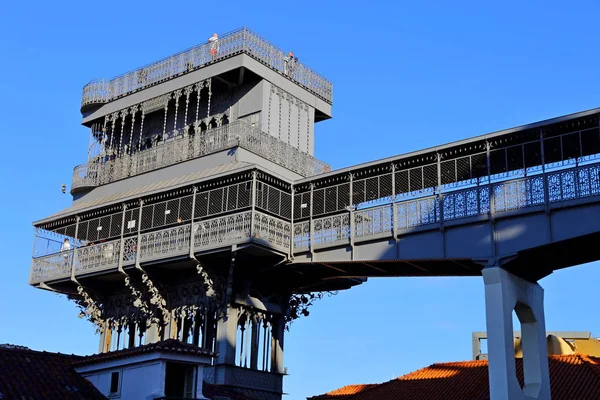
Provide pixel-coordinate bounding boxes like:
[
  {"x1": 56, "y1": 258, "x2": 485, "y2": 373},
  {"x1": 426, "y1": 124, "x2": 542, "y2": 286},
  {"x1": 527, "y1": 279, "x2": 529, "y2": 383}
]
[
  {"x1": 284, "y1": 51, "x2": 297, "y2": 76},
  {"x1": 60, "y1": 238, "x2": 71, "y2": 252},
  {"x1": 209, "y1": 33, "x2": 219, "y2": 61}
]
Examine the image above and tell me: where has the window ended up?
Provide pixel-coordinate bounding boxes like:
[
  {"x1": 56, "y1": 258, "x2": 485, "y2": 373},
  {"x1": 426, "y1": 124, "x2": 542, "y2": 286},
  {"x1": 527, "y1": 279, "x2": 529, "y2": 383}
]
[
  {"x1": 165, "y1": 362, "x2": 196, "y2": 398},
  {"x1": 109, "y1": 371, "x2": 120, "y2": 396}
]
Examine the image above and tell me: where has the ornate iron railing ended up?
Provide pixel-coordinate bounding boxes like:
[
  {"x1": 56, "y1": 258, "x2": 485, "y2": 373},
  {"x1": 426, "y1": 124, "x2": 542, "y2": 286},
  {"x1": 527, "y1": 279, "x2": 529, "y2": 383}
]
[
  {"x1": 193, "y1": 211, "x2": 253, "y2": 251},
  {"x1": 140, "y1": 224, "x2": 191, "y2": 262},
  {"x1": 32, "y1": 162, "x2": 600, "y2": 284},
  {"x1": 71, "y1": 121, "x2": 330, "y2": 191},
  {"x1": 292, "y1": 162, "x2": 600, "y2": 251},
  {"x1": 30, "y1": 210, "x2": 294, "y2": 284},
  {"x1": 30, "y1": 251, "x2": 73, "y2": 284},
  {"x1": 81, "y1": 27, "x2": 332, "y2": 107},
  {"x1": 74, "y1": 239, "x2": 121, "y2": 276},
  {"x1": 253, "y1": 211, "x2": 291, "y2": 252}
]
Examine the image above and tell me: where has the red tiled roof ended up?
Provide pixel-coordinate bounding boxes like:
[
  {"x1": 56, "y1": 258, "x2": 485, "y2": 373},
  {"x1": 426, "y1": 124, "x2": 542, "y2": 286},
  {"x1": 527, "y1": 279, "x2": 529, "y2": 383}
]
[
  {"x1": 73, "y1": 339, "x2": 216, "y2": 367},
  {"x1": 310, "y1": 384, "x2": 376, "y2": 399},
  {"x1": 310, "y1": 355, "x2": 600, "y2": 400},
  {"x1": 0, "y1": 345, "x2": 106, "y2": 400}
]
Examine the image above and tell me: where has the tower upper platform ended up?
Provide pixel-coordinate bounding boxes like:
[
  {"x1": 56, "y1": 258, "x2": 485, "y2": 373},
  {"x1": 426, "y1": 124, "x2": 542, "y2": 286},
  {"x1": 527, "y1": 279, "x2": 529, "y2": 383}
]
[{"x1": 81, "y1": 27, "x2": 332, "y2": 121}]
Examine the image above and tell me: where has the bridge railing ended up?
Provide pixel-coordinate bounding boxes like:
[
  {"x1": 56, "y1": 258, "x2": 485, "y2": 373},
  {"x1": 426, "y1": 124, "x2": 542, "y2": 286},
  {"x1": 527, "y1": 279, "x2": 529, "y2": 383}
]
[{"x1": 292, "y1": 162, "x2": 600, "y2": 252}]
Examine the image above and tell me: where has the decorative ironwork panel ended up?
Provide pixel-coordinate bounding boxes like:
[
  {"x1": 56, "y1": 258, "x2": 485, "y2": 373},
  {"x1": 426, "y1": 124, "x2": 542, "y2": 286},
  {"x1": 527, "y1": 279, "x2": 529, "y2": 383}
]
[
  {"x1": 354, "y1": 204, "x2": 393, "y2": 239},
  {"x1": 396, "y1": 196, "x2": 439, "y2": 229},
  {"x1": 139, "y1": 224, "x2": 191, "y2": 261},
  {"x1": 253, "y1": 211, "x2": 291, "y2": 252},
  {"x1": 30, "y1": 251, "x2": 73, "y2": 284},
  {"x1": 193, "y1": 211, "x2": 252, "y2": 250},
  {"x1": 293, "y1": 221, "x2": 310, "y2": 250},
  {"x1": 492, "y1": 176, "x2": 544, "y2": 213},
  {"x1": 443, "y1": 187, "x2": 489, "y2": 221},
  {"x1": 312, "y1": 214, "x2": 350, "y2": 247},
  {"x1": 72, "y1": 121, "x2": 330, "y2": 190},
  {"x1": 122, "y1": 236, "x2": 137, "y2": 265},
  {"x1": 74, "y1": 239, "x2": 121, "y2": 275}
]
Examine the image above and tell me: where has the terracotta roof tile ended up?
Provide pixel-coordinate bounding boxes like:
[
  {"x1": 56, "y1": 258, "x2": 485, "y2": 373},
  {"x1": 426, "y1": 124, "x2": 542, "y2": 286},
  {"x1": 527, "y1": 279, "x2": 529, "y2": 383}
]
[
  {"x1": 309, "y1": 384, "x2": 377, "y2": 399},
  {"x1": 0, "y1": 345, "x2": 106, "y2": 400},
  {"x1": 73, "y1": 339, "x2": 216, "y2": 367},
  {"x1": 311, "y1": 355, "x2": 600, "y2": 400}
]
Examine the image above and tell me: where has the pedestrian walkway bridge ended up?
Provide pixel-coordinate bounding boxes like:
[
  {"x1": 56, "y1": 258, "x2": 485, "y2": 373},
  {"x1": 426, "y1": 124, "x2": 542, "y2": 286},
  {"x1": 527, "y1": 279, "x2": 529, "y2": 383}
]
[{"x1": 30, "y1": 108, "x2": 600, "y2": 292}]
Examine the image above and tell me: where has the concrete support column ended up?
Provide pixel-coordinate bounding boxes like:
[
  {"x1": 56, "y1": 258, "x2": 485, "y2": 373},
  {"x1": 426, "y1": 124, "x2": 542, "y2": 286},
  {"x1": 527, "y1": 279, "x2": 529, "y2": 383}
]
[
  {"x1": 194, "y1": 365, "x2": 209, "y2": 400},
  {"x1": 216, "y1": 307, "x2": 238, "y2": 365},
  {"x1": 483, "y1": 266, "x2": 551, "y2": 400}
]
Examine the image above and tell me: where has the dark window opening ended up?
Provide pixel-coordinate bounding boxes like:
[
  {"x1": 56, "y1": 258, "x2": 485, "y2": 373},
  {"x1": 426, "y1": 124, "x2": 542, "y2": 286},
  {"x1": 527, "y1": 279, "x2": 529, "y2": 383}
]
[
  {"x1": 165, "y1": 362, "x2": 196, "y2": 398},
  {"x1": 110, "y1": 371, "x2": 120, "y2": 395}
]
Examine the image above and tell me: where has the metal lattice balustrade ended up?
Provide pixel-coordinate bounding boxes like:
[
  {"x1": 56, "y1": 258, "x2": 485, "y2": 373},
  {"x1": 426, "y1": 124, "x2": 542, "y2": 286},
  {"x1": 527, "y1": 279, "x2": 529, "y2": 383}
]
[
  {"x1": 30, "y1": 210, "x2": 291, "y2": 284},
  {"x1": 81, "y1": 27, "x2": 333, "y2": 107},
  {"x1": 293, "y1": 162, "x2": 600, "y2": 250},
  {"x1": 71, "y1": 120, "x2": 330, "y2": 191},
  {"x1": 31, "y1": 161, "x2": 600, "y2": 284}
]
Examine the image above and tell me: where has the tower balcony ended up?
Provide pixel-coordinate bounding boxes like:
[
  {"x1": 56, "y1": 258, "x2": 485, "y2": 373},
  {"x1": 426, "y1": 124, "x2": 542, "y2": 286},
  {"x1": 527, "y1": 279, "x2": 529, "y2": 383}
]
[
  {"x1": 81, "y1": 27, "x2": 333, "y2": 111},
  {"x1": 71, "y1": 120, "x2": 330, "y2": 193},
  {"x1": 30, "y1": 209, "x2": 291, "y2": 285}
]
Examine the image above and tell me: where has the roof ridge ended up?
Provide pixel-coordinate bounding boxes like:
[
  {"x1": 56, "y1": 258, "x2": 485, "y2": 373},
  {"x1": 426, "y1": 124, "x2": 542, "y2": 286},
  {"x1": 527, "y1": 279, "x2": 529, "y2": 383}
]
[
  {"x1": 73, "y1": 338, "x2": 215, "y2": 366},
  {"x1": 0, "y1": 345, "x2": 82, "y2": 359}
]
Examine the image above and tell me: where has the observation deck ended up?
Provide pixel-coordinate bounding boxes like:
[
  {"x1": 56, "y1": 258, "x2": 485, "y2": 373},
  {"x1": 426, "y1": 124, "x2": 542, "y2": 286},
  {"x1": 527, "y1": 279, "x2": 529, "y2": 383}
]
[{"x1": 81, "y1": 27, "x2": 332, "y2": 110}]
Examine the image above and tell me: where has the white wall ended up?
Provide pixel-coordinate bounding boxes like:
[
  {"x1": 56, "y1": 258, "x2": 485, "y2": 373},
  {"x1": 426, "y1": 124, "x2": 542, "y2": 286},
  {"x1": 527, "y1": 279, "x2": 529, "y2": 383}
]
[{"x1": 81, "y1": 361, "x2": 165, "y2": 400}]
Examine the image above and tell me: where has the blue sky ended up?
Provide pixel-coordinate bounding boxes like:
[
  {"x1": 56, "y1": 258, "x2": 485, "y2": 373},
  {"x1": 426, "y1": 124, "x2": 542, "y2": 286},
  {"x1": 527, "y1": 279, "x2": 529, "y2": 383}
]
[{"x1": 1, "y1": 1, "x2": 600, "y2": 399}]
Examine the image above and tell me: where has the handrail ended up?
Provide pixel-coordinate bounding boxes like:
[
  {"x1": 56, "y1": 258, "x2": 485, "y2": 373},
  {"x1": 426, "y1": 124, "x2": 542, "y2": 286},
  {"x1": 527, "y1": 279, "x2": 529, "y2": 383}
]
[
  {"x1": 81, "y1": 27, "x2": 333, "y2": 107},
  {"x1": 292, "y1": 161, "x2": 600, "y2": 251}
]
